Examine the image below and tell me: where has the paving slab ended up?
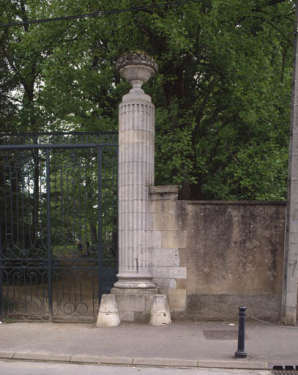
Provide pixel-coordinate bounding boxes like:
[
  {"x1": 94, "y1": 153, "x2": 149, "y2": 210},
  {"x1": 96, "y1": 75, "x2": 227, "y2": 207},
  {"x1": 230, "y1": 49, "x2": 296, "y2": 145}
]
[{"x1": 0, "y1": 321, "x2": 297, "y2": 369}]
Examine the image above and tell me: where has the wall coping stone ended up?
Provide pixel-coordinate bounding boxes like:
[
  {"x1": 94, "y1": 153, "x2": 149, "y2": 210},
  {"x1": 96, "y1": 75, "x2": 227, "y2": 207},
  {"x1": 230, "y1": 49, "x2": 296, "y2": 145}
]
[
  {"x1": 150, "y1": 185, "x2": 178, "y2": 200},
  {"x1": 185, "y1": 200, "x2": 286, "y2": 206},
  {"x1": 150, "y1": 185, "x2": 178, "y2": 194}
]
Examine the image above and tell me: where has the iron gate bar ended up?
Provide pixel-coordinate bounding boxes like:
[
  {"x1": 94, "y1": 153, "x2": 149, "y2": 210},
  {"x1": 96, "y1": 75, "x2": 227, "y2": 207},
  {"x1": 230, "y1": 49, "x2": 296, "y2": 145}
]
[
  {"x1": 46, "y1": 149, "x2": 52, "y2": 322},
  {"x1": 0, "y1": 132, "x2": 118, "y2": 148},
  {"x1": 0, "y1": 131, "x2": 118, "y2": 135},
  {"x1": 0, "y1": 225, "x2": 2, "y2": 322},
  {"x1": 0, "y1": 143, "x2": 117, "y2": 150},
  {"x1": 97, "y1": 147, "x2": 102, "y2": 300}
]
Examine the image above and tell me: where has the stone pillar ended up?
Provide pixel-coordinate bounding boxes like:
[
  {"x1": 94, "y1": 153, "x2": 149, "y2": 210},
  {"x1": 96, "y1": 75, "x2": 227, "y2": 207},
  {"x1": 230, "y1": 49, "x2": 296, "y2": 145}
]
[
  {"x1": 114, "y1": 51, "x2": 158, "y2": 289},
  {"x1": 281, "y1": 7, "x2": 298, "y2": 326}
]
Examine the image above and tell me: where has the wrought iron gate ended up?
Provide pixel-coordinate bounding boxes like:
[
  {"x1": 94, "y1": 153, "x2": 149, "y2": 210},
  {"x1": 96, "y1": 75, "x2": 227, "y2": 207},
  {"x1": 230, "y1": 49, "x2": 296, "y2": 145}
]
[{"x1": 0, "y1": 132, "x2": 118, "y2": 322}]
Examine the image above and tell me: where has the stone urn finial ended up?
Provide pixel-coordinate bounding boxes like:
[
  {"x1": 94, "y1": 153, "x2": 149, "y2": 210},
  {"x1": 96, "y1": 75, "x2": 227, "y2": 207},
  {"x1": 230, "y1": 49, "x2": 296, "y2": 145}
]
[{"x1": 117, "y1": 51, "x2": 158, "y2": 94}]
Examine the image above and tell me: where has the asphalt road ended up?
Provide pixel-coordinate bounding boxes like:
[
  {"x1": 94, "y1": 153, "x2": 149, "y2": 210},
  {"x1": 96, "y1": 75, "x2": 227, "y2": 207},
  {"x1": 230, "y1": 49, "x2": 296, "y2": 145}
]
[{"x1": 0, "y1": 361, "x2": 271, "y2": 375}]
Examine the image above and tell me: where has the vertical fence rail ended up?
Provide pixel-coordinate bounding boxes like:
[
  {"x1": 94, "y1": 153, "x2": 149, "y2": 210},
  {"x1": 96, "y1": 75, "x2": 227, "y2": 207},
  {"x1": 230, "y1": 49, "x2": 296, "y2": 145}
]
[
  {"x1": 0, "y1": 223, "x2": 3, "y2": 322},
  {"x1": 97, "y1": 146, "x2": 103, "y2": 302},
  {"x1": 46, "y1": 149, "x2": 53, "y2": 322}
]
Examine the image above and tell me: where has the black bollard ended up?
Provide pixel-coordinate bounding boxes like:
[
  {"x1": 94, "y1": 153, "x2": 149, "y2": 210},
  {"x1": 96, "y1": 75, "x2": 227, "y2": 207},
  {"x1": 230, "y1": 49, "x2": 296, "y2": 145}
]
[{"x1": 235, "y1": 306, "x2": 247, "y2": 358}]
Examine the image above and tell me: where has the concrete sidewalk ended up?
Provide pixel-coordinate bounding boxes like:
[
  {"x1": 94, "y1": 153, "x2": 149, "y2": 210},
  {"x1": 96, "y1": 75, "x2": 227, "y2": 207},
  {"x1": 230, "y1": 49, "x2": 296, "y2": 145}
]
[{"x1": 0, "y1": 321, "x2": 297, "y2": 370}]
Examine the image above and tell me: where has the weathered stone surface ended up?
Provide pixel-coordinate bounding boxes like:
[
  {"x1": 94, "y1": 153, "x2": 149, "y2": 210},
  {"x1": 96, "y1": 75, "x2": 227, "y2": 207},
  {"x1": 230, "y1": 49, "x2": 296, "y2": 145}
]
[
  {"x1": 149, "y1": 185, "x2": 179, "y2": 201},
  {"x1": 152, "y1": 213, "x2": 181, "y2": 231},
  {"x1": 182, "y1": 202, "x2": 285, "y2": 296},
  {"x1": 134, "y1": 311, "x2": 150, "y2": 322},
  {"x1": 291, "y1": 202, "x2": 298, "y2": 219},
  {"x1": 149, "y1": 230, "x2": 162, "y2": 248},
  {"x1": 148, "y1": 198, "x2": 286, "y2": 320},
  {"x1": 282, "y1": 307, "x2": 297, "y2": 325},
  {"x1": 185, "y1": 293, "x2": 281, "y2": 321},
  {"x1": 153, "y1": 278, "x2": 177, "y2": 289},
  {"x1": 284, "y1": 290, "x2": 298, "y2": 306},
  {"x1": 176, "y1": 279, "x2": 187, "y2": 289},
  {"x1": 167, "y1": 289, "x2": 186, "y2": 311},
  {"x1": 152, "y1": 266, "x2": 186, "y2": 279},
  {"x1": 288, "y1": 181, "x2": 298, "y2": 203},
  {"x1": 291, "y1": 157, "x2": 298, "y2": 179},
  {"x1": 112, "y1": 288, "x2": 157, "y2": 322},
  {"x1": 151, "y1": 248, "x2": 180, "y2": 266},
  {"x1": 119, "y1": 311, "x2": 135, "y2": 322},
  {"x1": 161, "y1": 230, "x2": 187, "y2": 249},
  {"x1": 116, "y1": 294, "x2": 146, "y2": 312},
  {"x1": 150, "y1": 200, "x2": 179, "y2": 214},
  {"x1": 96, "y1": 294, "x2": 120, "y2": 328},
  {"x1": 149, "y1": 294, "x2": 172, "y2": 326}
]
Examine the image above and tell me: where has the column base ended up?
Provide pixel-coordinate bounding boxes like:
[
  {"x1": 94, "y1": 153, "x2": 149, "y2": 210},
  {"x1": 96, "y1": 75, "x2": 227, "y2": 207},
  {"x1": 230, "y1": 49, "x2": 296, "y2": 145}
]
[
  {"x1": 114, "y1": 274, "x2": 156, "y2": 289},
  {"x1": 111, "y1": 287, "x2": 158, "y2": 322}
]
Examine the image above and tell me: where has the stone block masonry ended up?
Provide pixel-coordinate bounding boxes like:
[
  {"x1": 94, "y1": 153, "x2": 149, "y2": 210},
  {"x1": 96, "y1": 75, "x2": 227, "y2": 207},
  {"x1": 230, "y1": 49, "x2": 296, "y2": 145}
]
[
  {"x1": 149, "y1": 185, "x2": 187, "y2": 313},
  {"x1": 149, "y1": 190, "x2": 287, "y2": 322}
]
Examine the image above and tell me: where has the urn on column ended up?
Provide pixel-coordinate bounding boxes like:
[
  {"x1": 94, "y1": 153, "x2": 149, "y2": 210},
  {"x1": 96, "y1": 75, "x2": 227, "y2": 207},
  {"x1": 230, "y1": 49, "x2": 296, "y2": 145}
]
[{"x1": 116, "y1": 51, "x2": 158, "y2": 98}]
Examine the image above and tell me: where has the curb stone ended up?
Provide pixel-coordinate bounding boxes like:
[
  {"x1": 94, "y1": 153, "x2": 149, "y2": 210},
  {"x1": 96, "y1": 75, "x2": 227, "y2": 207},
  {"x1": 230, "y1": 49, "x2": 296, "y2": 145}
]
[
  {"x1": 0, "y1": 352, "x2": 14, "y2": 359},
  {"x1": 133, "y1": 358, "x2": 198, "y2": 367},
  {"x1": 70, "y1": 355, "x2": 133, "y2": 365},
  {"x1": 13, "y1": 352, "x2": 71, "y2": 362},
  {"x1": 0, "y1": 353, "x2": 269, "y2": 370},
  {"x1": 198, "y1": 360, "x2": 268, "y2": 370}
]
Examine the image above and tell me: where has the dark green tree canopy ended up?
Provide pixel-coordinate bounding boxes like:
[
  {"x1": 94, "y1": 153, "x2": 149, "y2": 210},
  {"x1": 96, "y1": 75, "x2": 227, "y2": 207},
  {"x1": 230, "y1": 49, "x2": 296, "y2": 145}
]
[{"x1": 0, "y1": 0, "x2": 295, "y2": 200}]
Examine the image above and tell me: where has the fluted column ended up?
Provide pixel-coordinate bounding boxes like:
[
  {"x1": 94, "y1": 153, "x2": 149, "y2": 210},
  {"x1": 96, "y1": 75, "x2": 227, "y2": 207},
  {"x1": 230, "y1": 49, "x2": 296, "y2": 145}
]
[{"x1": 114, "y1": 52, "x2": 157, "y2": 288}]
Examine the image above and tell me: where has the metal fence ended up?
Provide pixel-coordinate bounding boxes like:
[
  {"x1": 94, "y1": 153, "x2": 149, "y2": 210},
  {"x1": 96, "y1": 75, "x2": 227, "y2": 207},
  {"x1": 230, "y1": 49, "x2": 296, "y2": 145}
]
[{"x1": 0, "y1": 132, "x2": 118, "y2": 322}]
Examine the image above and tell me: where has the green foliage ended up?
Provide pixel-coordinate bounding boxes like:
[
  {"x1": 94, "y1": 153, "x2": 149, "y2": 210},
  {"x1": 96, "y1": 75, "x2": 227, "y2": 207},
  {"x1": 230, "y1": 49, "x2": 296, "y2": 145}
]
[{"x1": 0, "y1": 0, "x2": 295, "y2": 200}]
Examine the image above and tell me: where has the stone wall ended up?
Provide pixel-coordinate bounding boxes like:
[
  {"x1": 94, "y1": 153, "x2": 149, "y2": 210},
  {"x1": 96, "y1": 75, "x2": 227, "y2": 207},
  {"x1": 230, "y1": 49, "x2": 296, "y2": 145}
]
[
  {"x1": 149, "y1": 186, "x2": 286, "y2": 321},
  {"x1": 150, "y1": 186, "x2": 188, "y2": 312}
]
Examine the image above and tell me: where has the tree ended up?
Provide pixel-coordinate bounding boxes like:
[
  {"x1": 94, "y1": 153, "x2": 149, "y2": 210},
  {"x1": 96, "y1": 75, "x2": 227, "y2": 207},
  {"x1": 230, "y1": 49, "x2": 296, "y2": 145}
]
[{"x1": 0, "y1": 0, "x2": 295, "y2": 200}]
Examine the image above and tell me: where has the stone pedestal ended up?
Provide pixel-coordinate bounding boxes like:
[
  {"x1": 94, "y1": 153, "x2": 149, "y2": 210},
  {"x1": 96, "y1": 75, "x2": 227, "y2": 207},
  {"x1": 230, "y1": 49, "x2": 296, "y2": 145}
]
[
  {"x1": 96, "y1": 294, "x2": 120, "y2": 327},
  {"x1": 111, "y1": 287, "x2": 158, "y2": 322},
  {"x1": 149, "y1": 294, "x2": 172, "y2": 326}
]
